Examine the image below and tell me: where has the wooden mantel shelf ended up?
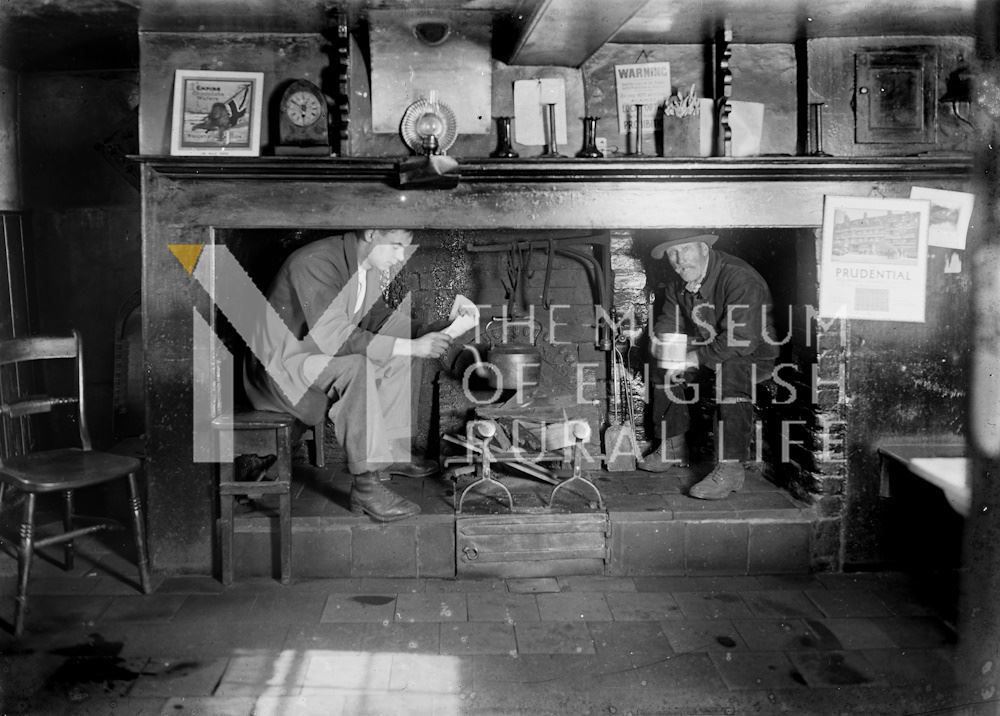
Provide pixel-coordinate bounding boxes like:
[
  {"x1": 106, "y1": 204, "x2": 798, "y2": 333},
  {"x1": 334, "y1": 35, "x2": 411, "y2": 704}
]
[{"x1": 136, "y1": 154, "x2": 973, "y2": 183}]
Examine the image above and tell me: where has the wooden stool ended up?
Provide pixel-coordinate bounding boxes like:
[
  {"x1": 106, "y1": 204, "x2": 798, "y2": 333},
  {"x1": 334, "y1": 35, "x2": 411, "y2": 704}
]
[{"x1": 212, "y1": 411, "x2": 297, "y2": 586}]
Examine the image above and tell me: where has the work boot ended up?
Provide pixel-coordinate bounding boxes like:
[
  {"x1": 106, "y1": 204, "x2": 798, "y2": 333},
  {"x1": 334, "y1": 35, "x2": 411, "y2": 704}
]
[
  {"x1": 689, "y1": 461, "x2": 745, "y2": 500},
  {"x1": 637, "y1": 435, "x2": 689, "y2": 472},
  {"x1": 350, "y1": 472, "x2": 421, "y2": 522},
  {"x1": 386, "y1": 456, "x2": 439, "y2": 478}
]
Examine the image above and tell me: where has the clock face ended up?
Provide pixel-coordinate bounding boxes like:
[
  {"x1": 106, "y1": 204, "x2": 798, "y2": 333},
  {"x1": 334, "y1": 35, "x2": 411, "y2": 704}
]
[
  {"x1": 276, "y1": 80, "x2": 331, "y2": 153},
  {"x1": 284, "y1": 90, "x2": 323, "y2": 127}
]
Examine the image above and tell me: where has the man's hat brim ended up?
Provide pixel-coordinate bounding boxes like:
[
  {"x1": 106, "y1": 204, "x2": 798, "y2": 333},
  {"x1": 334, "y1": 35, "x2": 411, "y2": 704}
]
[{"x1": 650, "y1": 234, "x2": 718, "y2": 259}]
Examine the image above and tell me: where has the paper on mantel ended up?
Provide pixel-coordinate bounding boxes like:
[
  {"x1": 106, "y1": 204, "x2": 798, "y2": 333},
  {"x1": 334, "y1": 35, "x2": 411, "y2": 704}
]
[
  {"x1": 698, "y1": 98, "x2": 764, "y2": 157},
  {"x1": 444, "y1": 294, "x2": 479, "y2": 338},
  {"x1": 513, "y1": 78, "x2": 567, "y2": 146}
]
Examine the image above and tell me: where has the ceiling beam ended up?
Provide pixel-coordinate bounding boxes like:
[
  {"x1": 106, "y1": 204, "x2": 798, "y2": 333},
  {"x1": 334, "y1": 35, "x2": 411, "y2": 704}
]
[{"x1": 508, "y1": 0, "x2": 651, "y2": 67}]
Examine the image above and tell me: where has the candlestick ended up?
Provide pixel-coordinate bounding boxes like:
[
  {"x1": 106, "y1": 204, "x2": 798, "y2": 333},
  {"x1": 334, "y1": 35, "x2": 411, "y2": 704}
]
[{"x1": 540, "y1": 103, "x2": 564, "y2": 157}]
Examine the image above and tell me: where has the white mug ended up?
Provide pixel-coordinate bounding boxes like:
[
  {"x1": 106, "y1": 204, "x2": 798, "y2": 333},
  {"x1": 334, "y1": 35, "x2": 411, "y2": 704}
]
[{"x1": 652, "y1": 332, "x2": 688, "y2": 369}]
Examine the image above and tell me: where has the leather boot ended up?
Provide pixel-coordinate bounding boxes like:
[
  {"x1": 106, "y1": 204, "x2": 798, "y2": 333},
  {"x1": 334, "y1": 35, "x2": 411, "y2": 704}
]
[
  {"x1": 689, "y1": 461, "x2": 745, "y2": 500},
  {"x1": 350, "y1": 472, "x2": 421, "y2": 522},
  {"x1": 637, "y1": 435, "x2": 690, "y2": 472},
  {"x1": 387, "y1": 456, "x2": 439, "y2": 478}
]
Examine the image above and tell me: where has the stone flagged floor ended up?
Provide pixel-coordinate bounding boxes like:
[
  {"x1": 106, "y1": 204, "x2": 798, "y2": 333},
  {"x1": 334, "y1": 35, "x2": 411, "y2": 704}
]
[{"x1": 0, "y1": 536, "x2": 970, "y2": 716}]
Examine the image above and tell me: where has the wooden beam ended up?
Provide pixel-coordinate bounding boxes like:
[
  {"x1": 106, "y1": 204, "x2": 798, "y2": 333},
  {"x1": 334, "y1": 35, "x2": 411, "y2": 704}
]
[{"x1": 508, "y1": 0, "x2": 651, "y2": 67}]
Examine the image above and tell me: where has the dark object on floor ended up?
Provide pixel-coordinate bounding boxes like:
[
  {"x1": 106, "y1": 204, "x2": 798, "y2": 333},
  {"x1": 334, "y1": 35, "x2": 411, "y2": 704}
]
[
  {"x1": 235, "y1": 453, "x2": 278, "y2": 481},
  {"x1": 0, "y1": 331, "x2": 152, "y2": 638}
]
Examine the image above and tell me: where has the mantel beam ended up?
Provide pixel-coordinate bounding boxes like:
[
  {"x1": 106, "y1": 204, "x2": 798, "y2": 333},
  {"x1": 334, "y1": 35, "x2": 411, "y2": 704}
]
[{"x1": 136, "y1": 155, "x2": 973, "y2": 183}]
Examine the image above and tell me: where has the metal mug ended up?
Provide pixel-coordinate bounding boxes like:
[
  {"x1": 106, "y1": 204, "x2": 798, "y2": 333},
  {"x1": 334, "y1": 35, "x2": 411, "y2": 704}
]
[{"x1": 652, "y1": 331, "x2": 688, "y2": 369}]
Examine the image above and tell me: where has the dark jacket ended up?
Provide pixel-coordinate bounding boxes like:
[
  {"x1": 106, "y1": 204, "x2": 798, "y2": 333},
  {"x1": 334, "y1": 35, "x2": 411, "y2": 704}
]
[
  {"x1": 243, "y1": 232, "x2": 412, "y2": 424},
  {"x1": 653, "y1": 249, "x2": 779, "y2": 370}
]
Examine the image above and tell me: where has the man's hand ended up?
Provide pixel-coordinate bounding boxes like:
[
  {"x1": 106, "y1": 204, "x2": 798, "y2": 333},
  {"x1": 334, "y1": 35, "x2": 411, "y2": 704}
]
[
  {"x1": 665, "y1": 367, "x2": 687, "y2": 385},
  {"x1": 664, "y1": 351, "x2": 700, "y2": 388},
  {"x1": 397, "y1": 331, "x2": 452, "y2": 358}
]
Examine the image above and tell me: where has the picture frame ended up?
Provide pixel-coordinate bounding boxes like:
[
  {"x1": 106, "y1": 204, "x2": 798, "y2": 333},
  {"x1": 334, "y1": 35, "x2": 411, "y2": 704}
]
[
  {"x1": 818, "y1": 195, "x2": 930, "y2": 323},
  {"x1": 909, "y1": 186, "x2": 975, "y2": 251},
  {"x1": 170, "y1": 70, "x2": 264, "y2": 156}
]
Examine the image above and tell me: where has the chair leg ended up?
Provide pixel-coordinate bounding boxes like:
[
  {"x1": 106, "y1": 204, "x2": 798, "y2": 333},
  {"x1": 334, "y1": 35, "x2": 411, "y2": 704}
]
[
  {"x1": 14, "y1": 493, "x2": 37, "y2": 639},
  {"x1": 279, "y1": 492, "x2": 291, "y2": 585},
  {"x1": 126, "y1": 473, "x2": 152, "y2": 594},
  {"x1": 0, "y1": 482, "x2": 6, "y2": 512},
  {"x1": 313, "y1": 420, "x2": 326, "y2": 468},
  {"x1": 277, "y1": 425, "x2": 292, "y2": 585},
  {"x1": 63, "y1": 490, "x2": 74, "y2": 571},
  {"x1": 219, "y1": 462, "x2": 235, "y2": 587}
]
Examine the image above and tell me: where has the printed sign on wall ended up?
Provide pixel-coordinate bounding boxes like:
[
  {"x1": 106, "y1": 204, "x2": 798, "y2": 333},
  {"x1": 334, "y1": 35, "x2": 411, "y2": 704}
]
[
  {"x1": 818, "y1": 195, "x2": 930, "y2": 323},
  {"x1": 613, "y1": 62, "x2": 670, "y2": 134}
]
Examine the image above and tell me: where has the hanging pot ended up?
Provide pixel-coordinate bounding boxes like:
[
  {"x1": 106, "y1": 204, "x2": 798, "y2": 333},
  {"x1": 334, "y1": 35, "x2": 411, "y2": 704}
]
[{"x1": 481, "y1": 318, "x2": 542, "y2": 393}]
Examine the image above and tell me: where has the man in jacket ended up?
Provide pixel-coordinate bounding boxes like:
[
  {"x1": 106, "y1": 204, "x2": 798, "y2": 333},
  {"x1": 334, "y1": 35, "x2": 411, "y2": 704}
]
[
  {"x1": 244, "y1": 229, "x2": 451, "y2": 521},
  {"x1": 638, "y1": 230, "x2": 778, "y2": 500}
]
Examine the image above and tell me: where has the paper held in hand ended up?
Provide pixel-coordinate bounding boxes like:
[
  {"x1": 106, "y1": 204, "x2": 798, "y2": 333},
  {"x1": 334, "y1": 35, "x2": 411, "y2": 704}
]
[{"x1": 444, "y1": 294, "x2": 480, "y2": 338}]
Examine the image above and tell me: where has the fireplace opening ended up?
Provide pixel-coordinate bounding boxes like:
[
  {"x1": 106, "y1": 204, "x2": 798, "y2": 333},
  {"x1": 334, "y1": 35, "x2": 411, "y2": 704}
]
[{"x1": 214, "y1": 226, "x2": 821, "y2": 503}]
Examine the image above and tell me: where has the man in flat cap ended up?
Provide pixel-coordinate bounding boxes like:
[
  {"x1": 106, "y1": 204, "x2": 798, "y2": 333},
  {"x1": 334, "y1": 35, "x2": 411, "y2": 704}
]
[{"x1": 639, "y1": 230, "x2": 778, "y2": 500}]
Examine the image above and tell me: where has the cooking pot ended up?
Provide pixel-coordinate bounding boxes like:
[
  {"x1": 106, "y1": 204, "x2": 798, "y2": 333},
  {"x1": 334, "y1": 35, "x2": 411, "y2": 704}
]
[{"x1": 480, "y1": 318, "x2": 542, "y2": 394}]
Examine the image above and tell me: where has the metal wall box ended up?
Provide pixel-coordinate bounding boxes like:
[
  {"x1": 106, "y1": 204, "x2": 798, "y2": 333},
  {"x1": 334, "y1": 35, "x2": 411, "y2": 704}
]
[
  {"x1": 456, "y1": 512, "x2": 609, "y2": 578},
  {"x1": 855, "y1": 48, "x2": 937, "y2": 144}
]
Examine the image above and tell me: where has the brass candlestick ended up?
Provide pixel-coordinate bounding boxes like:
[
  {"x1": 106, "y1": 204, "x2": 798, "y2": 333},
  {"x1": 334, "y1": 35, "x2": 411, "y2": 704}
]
[
  {"x1": 540, "y1": 103, "x2": 564, "y2": 157},
  {"x1": 808, "y1": 102, "x2": 831, "y2": 156},
  {"x1": 576, "y1": 116, "x2": 603, "y2": 158},
  {"x1": 629, "y1": 105, "x2": 645, "y2": 156},
  {"x1": 490, "y1": 116, "x2": 519, "y2": 158}
]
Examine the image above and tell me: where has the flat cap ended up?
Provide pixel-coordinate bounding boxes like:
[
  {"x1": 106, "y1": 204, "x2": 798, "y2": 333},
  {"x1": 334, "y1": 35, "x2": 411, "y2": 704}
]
[{"x1": 644, "y1": 230, "x2": 718, "y2": 259}]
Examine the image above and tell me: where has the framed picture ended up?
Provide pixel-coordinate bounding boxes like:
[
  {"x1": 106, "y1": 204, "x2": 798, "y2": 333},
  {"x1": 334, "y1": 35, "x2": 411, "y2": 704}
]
[
  {"x1": 170, "y1": 70, "x2": 264, "y2": 156},
  {"x1": 909, "y1": 186, "x2": 975, "y2": 250},
  {"x1": 818, "y1": 195, "x2": 930, "y2": 323}
]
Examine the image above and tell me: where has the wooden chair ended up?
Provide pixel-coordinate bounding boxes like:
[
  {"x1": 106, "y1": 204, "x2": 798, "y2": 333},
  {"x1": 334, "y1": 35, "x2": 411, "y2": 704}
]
[
  {"x1": 0, "y1": 331, "x2": 151, "y2": 637},
  {"x1": 212, "y1": 411, "x2": 318, "y2": 586}
]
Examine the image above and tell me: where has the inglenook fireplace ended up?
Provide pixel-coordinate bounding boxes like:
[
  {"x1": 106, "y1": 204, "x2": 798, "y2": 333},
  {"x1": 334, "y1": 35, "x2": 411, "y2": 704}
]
[{"x1": 139, "y1": 155, "x2": 971, "y2": 575}]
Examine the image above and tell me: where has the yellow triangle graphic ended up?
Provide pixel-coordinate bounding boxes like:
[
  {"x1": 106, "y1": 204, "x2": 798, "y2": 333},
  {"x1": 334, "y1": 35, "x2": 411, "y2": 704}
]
[{"x1": 168, "y1": 244, "x2": 204, "y2": 275}]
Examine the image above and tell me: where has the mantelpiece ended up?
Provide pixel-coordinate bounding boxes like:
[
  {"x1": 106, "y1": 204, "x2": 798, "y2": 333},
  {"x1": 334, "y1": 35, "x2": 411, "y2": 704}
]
[
  {"x1": 138, "y1": 154, "x2": 975, "y2": 236},
  {"x1": 138, "y1": 155, "x2": 972, "y2": 183}
]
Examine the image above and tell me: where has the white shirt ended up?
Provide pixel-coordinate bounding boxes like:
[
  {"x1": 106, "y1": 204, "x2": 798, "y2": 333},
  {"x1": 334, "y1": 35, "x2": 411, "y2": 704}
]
[{"x1": 354, "y1": 267, "x2": 367, "y2": 314}]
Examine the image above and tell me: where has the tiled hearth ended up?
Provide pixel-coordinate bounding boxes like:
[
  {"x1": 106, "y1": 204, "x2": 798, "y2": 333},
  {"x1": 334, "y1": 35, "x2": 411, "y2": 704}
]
[{"x1": 227, "y1": 455, "x2": 815, "y2": 581}]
